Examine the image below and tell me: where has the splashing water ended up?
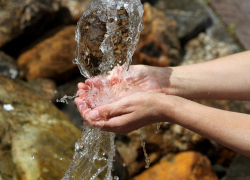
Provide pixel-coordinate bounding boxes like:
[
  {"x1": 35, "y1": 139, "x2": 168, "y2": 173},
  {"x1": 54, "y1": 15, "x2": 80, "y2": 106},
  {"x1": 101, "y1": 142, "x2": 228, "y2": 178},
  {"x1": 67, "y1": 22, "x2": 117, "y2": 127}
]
[{"x1": 62, "y1": 0, "x2": 145, "y2": 179}]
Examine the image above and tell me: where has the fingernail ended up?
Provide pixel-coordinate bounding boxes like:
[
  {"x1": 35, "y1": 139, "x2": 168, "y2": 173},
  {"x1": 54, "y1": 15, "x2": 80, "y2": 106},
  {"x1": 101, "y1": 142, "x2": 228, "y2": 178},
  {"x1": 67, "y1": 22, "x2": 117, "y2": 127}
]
[{"x1": 88, "y1": 110, "x2": 99, "y2": 120}]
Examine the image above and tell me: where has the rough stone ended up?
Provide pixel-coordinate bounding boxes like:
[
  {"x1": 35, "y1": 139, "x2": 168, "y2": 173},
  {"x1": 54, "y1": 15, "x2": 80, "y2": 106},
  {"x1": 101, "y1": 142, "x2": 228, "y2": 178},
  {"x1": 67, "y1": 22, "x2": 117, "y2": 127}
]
[
  {"x1": 116, "y1": 123, "x2": 208, "y2": 177},
  {"x1": 0, "y1": 0, "x2": 61, "y2": 48},
  {"x1": 0, "y1": 75, "x2": 81, "y2": 179},
  {"x1": 182, "y1": 33, "x2": 239, "y2": 65},
  {"x1": 132, "y1": 151, "x2": 218, "y2": 180},
  {"x1": 17, "y1": 26, "x2": 79, "y2": 83},
  {"x1": 222, "y1": 154, "x2": 250, "y2": 180},
  {"x1": 153, "y1": 0, "x2": 212, "y2": 45},
  {"x1": 61, "y1": 0, "x2": 92, "y2": 22},
  {"x1": 0, "y1": 51, "x2": 22, "y2": 79},
  {"x1": 133, "y1": 3, "x2": 181, "y2": 67}
]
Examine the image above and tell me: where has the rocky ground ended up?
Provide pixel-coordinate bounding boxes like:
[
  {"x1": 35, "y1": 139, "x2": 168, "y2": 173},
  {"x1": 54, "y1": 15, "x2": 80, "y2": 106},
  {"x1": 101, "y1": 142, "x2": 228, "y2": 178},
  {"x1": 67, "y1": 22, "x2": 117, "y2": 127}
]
[{"x1": 0, "y1": 0, "x2": 250, "y2": 179}]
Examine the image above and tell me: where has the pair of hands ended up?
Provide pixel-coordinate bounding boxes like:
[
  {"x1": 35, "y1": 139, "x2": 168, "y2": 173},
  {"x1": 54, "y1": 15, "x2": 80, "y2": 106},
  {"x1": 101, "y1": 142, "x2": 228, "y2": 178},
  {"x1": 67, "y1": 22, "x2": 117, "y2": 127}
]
[{"x1": 75, "y1": 65, "x2": 176, "y2": 134}]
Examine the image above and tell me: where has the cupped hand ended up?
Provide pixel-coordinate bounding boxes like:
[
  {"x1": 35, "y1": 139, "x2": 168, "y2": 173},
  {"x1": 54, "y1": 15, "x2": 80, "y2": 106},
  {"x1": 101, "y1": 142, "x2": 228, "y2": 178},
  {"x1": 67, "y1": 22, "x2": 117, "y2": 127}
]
[{"x1": 75, "y1": 92, "x2": 176, "y2": 134}]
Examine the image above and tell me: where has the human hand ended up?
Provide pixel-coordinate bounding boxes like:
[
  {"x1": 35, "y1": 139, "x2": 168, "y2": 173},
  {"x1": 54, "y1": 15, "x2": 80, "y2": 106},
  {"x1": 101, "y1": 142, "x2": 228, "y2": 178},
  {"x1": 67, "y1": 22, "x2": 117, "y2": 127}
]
[
  {"x1": 75, "y1": 92, "x2": 176, "y2": 134},
  {"x1": 78, "y1": 65, "x2": 172, "y2": 95}
]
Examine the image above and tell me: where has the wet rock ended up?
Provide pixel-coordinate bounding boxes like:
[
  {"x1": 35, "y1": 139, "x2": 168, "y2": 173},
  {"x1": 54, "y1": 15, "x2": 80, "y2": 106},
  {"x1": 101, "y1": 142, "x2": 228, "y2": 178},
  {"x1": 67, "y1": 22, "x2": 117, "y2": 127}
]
[
  {"x1": 0, "y1": 51, "x2": 22, "y2": 79},
  {"x1": 133, "y1": 3, "x2": 181, "y2": 67},
  {"x1": 27, "y1": 78, "x2": 57, "y2": 101},
  {"x1": 182, "y1": 33, "x2": 239, "y2": 65},
  {"x1": 154, "y1": 0, "x2": 212, "y2": 45},
  {"x1": 116, "y1": 123, "x2": 208, "y2": 177},
  {"x1": 0, "y1": 0, "x2": 61, "y2": 48},
  {"x1": 61, "y1": 0, "x2": 92, "y2": 22},
  {"x1": 132, "y1": 151, "x2": 218, "y2": 180},
  {"x1": 17, "y1": 26, "x2": 79, "y2": 83},
  {"x1": 0, "y1": 75, "x2": 81, "y2": 179},
  {"x1": 222, "y1": 154, "x2": 250, "y2": 180}
]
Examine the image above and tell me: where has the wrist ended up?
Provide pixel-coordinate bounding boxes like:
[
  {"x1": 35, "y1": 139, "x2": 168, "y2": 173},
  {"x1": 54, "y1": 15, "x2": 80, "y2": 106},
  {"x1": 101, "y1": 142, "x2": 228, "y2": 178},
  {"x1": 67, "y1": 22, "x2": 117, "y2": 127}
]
[{"x1": 158, "y1": 66, "x2": 188, "y2": 98}]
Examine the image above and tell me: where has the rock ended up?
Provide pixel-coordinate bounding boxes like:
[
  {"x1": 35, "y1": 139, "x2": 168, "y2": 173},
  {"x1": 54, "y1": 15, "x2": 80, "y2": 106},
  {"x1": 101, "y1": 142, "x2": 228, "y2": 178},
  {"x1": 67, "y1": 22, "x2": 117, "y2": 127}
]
[
  {"x1": 154, "y1": 0, "x2": 212, "y2": 45},
  {"x1": 132, "y1": 151, "x2": 218, "y2": 180},
  {"x1": 27, "y1": 78, "x2": 57, "y2": 101},
  {"x1": 222, "y1": 154, "x2": 250, "y2": 180},
  {"x1": 182, "y1": 33, "x2": 239, "y2": 65},
  {"x1": 0, "y1": 75, "x2": 81, "y2": 179},
  {"x1": 116, "y1": 123, "x2": 209, "y2": 177},
  {"x1": 0, "y1": 51, "x2": 22, "y2": 79},
  {"x1": 61, "y1": 0, "x2": 92, "y2": 22},
  {"x1": 17, "y1": 26, "x2": 79, "y2": 83},
  {"x1": 133, "y1": 3, "x2": 181, "y2": 67},
  {"x1": 0, "y1": 0, "x2": 61, "y2": 48}
]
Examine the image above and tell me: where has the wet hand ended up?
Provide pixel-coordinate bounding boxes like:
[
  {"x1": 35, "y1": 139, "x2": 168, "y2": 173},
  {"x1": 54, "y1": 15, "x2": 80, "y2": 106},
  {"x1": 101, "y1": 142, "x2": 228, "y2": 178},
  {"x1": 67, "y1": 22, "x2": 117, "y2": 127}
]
[{"x1": 76, "y1": 92, "x2": 175, "y2": 134}]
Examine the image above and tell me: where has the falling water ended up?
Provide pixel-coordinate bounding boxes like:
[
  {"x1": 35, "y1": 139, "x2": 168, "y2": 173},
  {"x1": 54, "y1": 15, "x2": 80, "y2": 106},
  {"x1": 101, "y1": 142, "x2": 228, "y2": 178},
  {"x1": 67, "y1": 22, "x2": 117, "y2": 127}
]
[{"x1": 62, "y1": 0, "x2": 145, "y2": 179}]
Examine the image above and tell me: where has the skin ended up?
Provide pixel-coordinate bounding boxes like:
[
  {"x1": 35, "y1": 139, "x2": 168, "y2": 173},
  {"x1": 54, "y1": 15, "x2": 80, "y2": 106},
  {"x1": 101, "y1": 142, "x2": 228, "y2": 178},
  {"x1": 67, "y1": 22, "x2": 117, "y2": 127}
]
[{"x1": 75, "y1": 51, "x2": 250, "y2": 157}]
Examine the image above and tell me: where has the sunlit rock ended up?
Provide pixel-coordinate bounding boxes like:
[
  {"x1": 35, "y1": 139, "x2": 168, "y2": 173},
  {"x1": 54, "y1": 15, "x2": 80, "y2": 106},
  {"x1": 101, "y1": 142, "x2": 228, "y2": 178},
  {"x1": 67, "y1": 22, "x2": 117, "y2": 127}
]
[{"x1": 0, "y1": 75, "x2": 81, "y2": 180}]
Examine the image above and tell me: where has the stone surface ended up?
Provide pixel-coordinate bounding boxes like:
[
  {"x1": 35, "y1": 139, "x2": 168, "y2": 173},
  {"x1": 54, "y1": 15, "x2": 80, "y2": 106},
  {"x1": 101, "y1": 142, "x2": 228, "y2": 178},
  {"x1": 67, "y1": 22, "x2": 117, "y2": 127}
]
[
  {"x1": 74, "y1": 0, "x2": 144, "y2": 78},
  {"x1": 0, "y1": 0, "x2": 61, "y2": 48},
  {"x1": 133, "y1": 3, "x2": 181, "y2": 67},
  {"x1": 222, "y1": 154, "x2": 250, "y2": 180},
  {"x1": 132, "y1": 151, "x2": 218, "y2": 180},
  {"x1": 61, "y1": 0, "x2": 92, "y2": 22},
  {"x1": 116, "y1": 123, "x2": 208, "y2": 177},
  {"x1": 0, "y1": 75, "x2": 81, "y2": 180},
  {"x1": 182, "y1": 33, "x2": 239, "y2": 65},
  {"x1": 210, "y1": 0, "x2": 250, "y2": 50},
  {"x1": 17, "y1": 26, "x2": 78, "y2": 82},
  {"x1": 0, "y1": 51, "x2": 22, "y2": 79},
  {"x1": 154, "y1": 0, "x2": 212, "y2": 45}
]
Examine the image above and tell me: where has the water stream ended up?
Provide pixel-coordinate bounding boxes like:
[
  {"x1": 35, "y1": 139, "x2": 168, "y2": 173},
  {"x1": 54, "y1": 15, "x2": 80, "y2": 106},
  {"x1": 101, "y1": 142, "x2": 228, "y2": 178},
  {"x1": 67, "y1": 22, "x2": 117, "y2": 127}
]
[{"x1": 62, "y1": 0, "x2": 147, "y2": 179}]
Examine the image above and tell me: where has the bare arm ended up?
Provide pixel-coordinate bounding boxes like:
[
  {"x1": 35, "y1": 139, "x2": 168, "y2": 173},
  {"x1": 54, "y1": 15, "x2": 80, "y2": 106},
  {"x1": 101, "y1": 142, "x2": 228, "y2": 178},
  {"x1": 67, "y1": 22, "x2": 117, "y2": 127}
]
[{"x1": 165, "y1": 51, "x2": 250, "y2": 100}]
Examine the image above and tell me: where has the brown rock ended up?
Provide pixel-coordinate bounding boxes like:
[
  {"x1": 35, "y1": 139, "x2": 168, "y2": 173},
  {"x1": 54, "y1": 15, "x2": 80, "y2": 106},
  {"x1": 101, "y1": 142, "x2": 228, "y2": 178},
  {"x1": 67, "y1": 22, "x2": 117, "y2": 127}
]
[
  {"x1": 17, "y1": 26, "x2": 78, "y2": 82},
  {"x1": 0, "y1": 0, "x2": 61, "y2": 48},
  {"x1": 61, "y1": 0, "x2": 92, "y2": 22},
  {"x1": 0, "y1": 75, "x2": 81, "y2": 179},
  {"x1": 133, "y1": 3, "x2": 181, "y2": 67},
  {"x1": 116, "y1": 124, "x2": 206, "y2": 177},
  {"x1": 133, "y1": 151, "x2": 218, "y2": 180}
]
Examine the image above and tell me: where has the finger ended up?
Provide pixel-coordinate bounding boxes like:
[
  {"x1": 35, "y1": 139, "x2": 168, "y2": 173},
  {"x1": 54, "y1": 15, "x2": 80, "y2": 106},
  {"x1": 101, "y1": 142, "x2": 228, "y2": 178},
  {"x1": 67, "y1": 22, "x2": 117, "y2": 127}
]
[
  {"x1": 84, "y1": 98, "x2": 132, "y2": 122},
  {"x1": 78, "y1": 83, "x2": 89, "y2": 90}
]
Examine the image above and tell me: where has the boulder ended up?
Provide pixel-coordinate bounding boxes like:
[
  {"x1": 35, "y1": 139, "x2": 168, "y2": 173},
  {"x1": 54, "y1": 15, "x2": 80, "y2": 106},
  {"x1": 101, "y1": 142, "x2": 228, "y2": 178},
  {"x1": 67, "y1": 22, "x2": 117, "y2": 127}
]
[
  {"x1": 116, "y1": 123, "x2": 208, "y2": 177},
  {"x1": 132, "y1": 151, "x2": 218, "y2": 180},
  {"x1": 133, "y1": 3, "x2": 181, "y2": 67},
  {"x1": 61, "y1": 0, "x2": 92, "y2": 22},
  {"x1": 0, "y1": 0, "x2": 61, "y2": 48},
  {"x1": 222, "y1": 154, "x2": 250, "y2": 180},
  {"x1": 182, "y1": 33, "x2": 239, "y2": 65},
  {"x1": 0, "y1": 75, "x2": 81, "y2": 179},
  {"x1": 154, "y1": 0, "x2": 212, "y2": 45},
  {"x1": 17, "y1": 26, "x2": 79, "y2": 83},
  {"x1": 0, "y1": 51, "x2": 22, "y2": 79}
]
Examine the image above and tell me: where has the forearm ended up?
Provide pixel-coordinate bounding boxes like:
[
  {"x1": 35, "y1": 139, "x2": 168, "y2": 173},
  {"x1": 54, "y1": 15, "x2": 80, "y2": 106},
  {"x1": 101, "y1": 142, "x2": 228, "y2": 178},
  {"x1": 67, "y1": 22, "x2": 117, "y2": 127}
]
[
  {"x1": 163, "y1": 51, "x2": 250, "y2": 100},
  {"x1": 163, "y1": 96, "x2": 250, "y2": 157}
]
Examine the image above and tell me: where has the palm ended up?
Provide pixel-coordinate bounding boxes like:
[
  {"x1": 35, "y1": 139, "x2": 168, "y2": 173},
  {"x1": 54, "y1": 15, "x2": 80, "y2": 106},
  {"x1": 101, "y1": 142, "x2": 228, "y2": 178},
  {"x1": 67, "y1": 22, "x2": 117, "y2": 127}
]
[{"x1": 127, "y1": 65, "x2": 166, "y2": 93}]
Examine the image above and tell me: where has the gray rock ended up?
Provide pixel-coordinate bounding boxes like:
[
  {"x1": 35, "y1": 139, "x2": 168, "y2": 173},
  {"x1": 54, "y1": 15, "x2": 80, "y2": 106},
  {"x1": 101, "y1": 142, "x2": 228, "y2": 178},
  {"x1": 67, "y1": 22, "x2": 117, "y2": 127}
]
[
  {"x1": 0, "y1": 51, "x2": 22, "y2": 79},
  {"x1": 154, "y1": 0, "x2": 212, "y2": 45},
  {"x1": 0, "y1": 75, "x2": 81, "y2": 180},
  {"x1": 222, "y1": 154, "x2": 250, "y2": 180},
  {"x1": 182, "y1": 33, "x2": 239, "y2": 65},
  {"x1": 0, "y1": 0, "x2": 61, "y2": 48}
]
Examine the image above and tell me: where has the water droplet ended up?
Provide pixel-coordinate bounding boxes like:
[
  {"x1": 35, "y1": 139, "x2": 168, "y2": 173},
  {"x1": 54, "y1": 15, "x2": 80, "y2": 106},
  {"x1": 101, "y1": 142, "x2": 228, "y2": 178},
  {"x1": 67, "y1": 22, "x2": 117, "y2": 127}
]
[
  {"x1": 122, "y1": 163, "x2": 126, "y2": 167},
  {"x1": 114, "y1": 176, "x2": 119, "y2": 180},
  {"x1": 31, "y1": 156, "x2": 34, "y2": 160},
  {"x1": 60, "y1": 158, "x2": 63, "y2": 161},
  {"x1": 54, "y1": 90, "x2": 57, "y2": 93}
]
